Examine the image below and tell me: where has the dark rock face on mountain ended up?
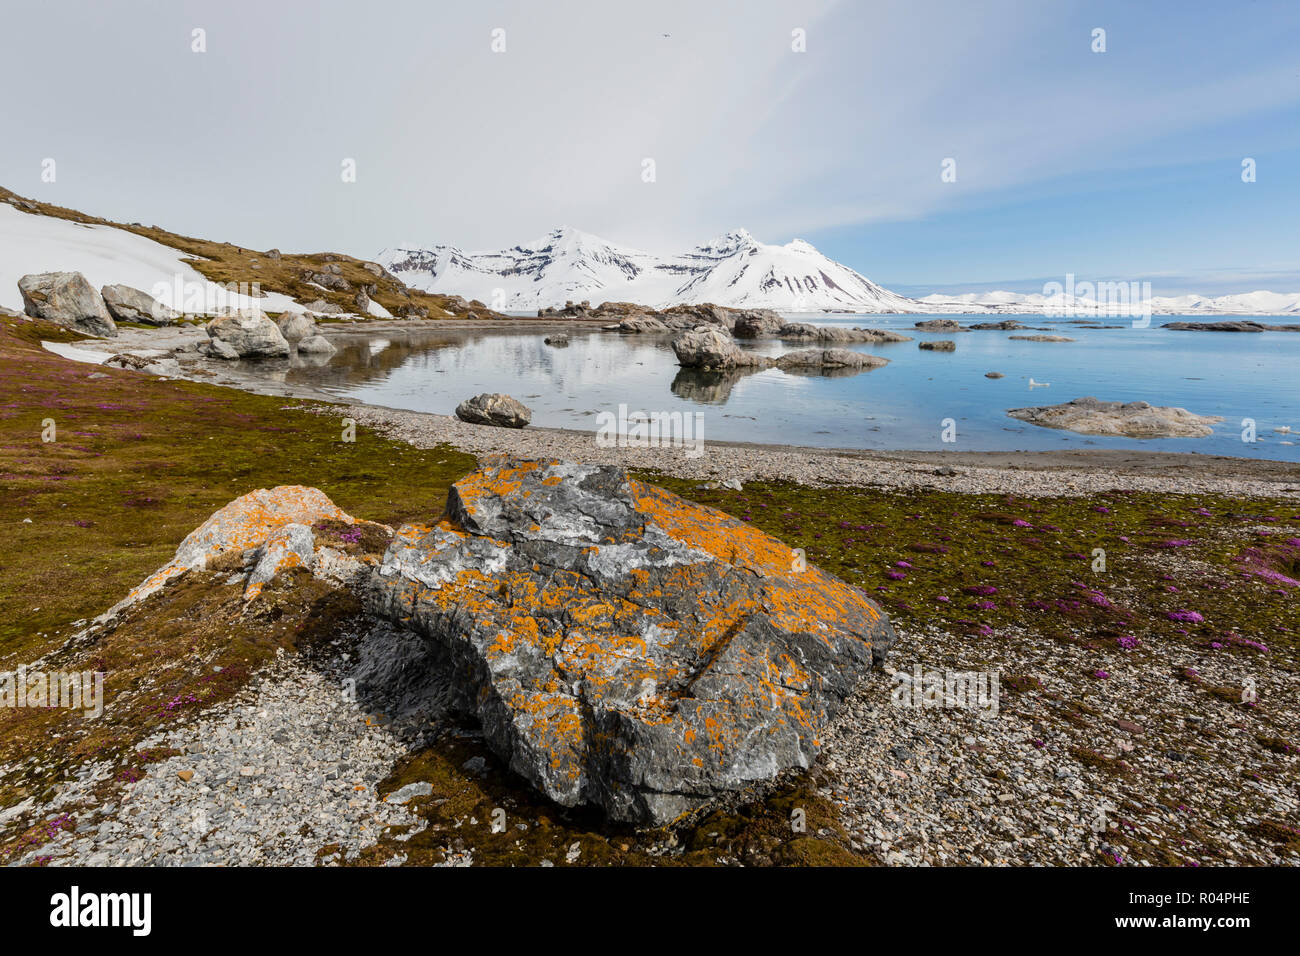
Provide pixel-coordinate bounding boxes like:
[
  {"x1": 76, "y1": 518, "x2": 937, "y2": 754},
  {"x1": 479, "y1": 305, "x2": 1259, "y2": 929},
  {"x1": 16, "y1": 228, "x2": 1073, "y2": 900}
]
[{"x1": 367, "y1": 458, "x2": 896, "y2": 824}]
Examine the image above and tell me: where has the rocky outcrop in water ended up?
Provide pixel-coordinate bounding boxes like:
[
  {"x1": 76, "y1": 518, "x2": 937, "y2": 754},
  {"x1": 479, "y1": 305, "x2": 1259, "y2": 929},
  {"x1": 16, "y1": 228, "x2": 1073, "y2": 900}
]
[
  {"x1": 671, "y1": 328, "x2": 771, "y2": 369},
  {"x1": 1007, "y1": 397, "x2": 1223, "y2": 438},
  {"x1": 203, "y1": 311, "x2": 291, "y2": 359},
  {"x1": 919, "y1": 340, "x2": 955, "y2": 351},
  {"x1": 778, "y1": 323, "x2": 910, "y2": 344},
  {"x1": 1009, "y1": 334, "x2": 1074, "y2": 343},
  {"x1": 18, "y1": 271, "x2": 117, "y2": 337},
  {"x1": 774, "y1": 348, "x2": 888, "y2": 370},
  {"x1": 1162, "y1": 320, "x2": 1300, "y2": 332}
]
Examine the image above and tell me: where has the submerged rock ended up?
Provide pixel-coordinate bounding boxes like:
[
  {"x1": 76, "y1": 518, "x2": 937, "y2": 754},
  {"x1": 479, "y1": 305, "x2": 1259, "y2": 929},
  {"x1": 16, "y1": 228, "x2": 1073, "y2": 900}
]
[
  {"x1": 918, "y1": 340, "x2": 955, "y2": 351},
  {"x1": 18, "y1": 271, "x2": 116, "y2": 337},
  {"x1": 1007, "y1": 396, "x2": 1224, "y2": 438},
  {"x1": 455, "y1": 392, "x2": 532, "y2": 428},
  {"x1": 367, "y1": 458, "x2": 896, "y2": 824},
  {"x1": 1008, "y1": 334, "x2": 1075, "y2": 343}
]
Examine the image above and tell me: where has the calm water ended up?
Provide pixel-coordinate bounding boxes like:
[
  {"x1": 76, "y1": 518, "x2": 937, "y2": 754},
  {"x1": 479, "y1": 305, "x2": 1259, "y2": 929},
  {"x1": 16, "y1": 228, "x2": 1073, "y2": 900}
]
[{"x1": 274, "y1": 314, "x2": 1300, "y2": 461}]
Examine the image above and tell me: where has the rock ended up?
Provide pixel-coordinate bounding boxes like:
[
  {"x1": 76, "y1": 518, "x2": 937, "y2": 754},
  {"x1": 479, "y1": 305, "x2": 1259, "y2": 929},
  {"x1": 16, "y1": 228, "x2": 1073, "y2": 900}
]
[
  {"x1": 671, "y1": 328, "x2": 770, "y2": 369},
  {"x1": 17, "y1": 272, "x2": 116, "y2": 337},
  {"x1": 206, "y1": 311, "x2": 291, "y2": 359},
  {"x1": 303, "y1": 299, "x2": 347, "y2": 315},
  {"x1": 101, "y1": 284, "x2": 179, "y2": 325},
  {"x1": 296, "y1": 334, "x2": 337, "y2": 356},
  {"x1": 617, "y1": 315, "x2": 669, "y2": 334},
  {"x1": 386, "y1": 782, "x2": 432, "y2": 804},
  {"x1": 454, "y1": 393, "x2": 531, "y2": 428},
  {"x1": 177, "y1": 770, "x2": 194, "y2": 782},
  {"x1": 919, "y1": 340, "x2": 955, "y2": 351},
  {"x1": 985, "y1": 371, "x2": 1005, "y2": 379},
  {"x1": 200, "y1": 338, "x2": 241, "y2": 361},
  {"x1": 774, "y1": 348, "x2": 889, "y2": 370},
  {"x1": 109, "y1": 486, "x2": 371, "y2": 612},
  {"x1": 275, "y1": 312, "x2": 316, "y2": 344},
  {"x1": 362, "y1": 261, "x2": 385, "y2": 277},
  {"x1": 969, "y1": 319, "x2": 1027, "y2": 330},
  {"x1": 266, "y1": 248, "x2": 282, "y2": 260},
  {"x1": 733, "y1": 310, "x2": 785, "y2": 338},
  {"x1": 353, "y1": 291, "x2": 371, "y2": 313},
  {"x1": 245, "y1": 524, "x2": 316, "y2": 599},
  {"x1": 913, "y1": 319, "x2": 968, "y2": 333},
  {"x1": 1009, "y1": 334, "x2": 1075, "y2": 343},
  {"x1": 1162, "y1": 320, "x2": 1300, "y2": 332},
  {"x1": 778, "y1": 323, "x2": 910, "y2": 343},
  {"x1": 543, "y1": 333, "x2": 570, "y2": 346},
  {"x1": 367, "y1": 458, "x2": 896, "y2": 823},
  {"x1": 1007, "y1": 397, "x2": 1224, "y2": 438}
]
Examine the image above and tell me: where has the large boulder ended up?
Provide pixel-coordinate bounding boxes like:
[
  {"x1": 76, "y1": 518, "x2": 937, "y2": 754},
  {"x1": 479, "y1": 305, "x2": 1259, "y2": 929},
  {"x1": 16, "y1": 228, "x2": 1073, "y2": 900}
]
[
  {"x1": 296, "y1": 333, "x2": 337, "y2": 356},
  {"x1": 454, "y1": 392, "x2": 531, "y2": 428},
  {"x1": 671, "y1": 328, "x2": 771, "y2": 369},
  {"x1": 204, "y1": 311, "x2": 291, "y2": 359},
  {"x1": 1007, "y1": 397, "x2": 1224, "y2": 438},
  {"x1": 276, "y1": 311, "x2": 317, "y2": 344},
  {"x1": 18, "y1": 272, "x2": 116, "y2": 337},
  {"x1": 367, "y1": 459, "x2": 896, "y2": 824},
  {"x1": 732, "y1": 310, "x2": 785, "y2": 338},
  {"x1": 101, "y1": 284, "x2": 179, "y2": 326}
]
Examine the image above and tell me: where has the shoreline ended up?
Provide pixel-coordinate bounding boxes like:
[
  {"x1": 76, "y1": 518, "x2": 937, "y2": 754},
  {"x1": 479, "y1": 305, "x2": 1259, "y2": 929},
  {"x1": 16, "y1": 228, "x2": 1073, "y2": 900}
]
[{"x1": 47, "y1": 317, "x2": 1300, "y2": 498}]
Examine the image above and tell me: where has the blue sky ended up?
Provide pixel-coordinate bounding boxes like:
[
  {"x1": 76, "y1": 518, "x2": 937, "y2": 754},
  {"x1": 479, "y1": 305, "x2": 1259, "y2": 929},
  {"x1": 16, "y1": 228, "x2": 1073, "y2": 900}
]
[{"x1": 1, "y1": 0, "x2": 1296, "y2": 295}]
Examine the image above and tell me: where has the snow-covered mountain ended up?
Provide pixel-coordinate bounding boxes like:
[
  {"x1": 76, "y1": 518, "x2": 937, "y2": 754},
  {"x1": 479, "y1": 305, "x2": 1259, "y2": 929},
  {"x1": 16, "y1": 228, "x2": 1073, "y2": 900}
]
[{"x1": 378, "y1": 227, "x2": 920, "y2": 313}]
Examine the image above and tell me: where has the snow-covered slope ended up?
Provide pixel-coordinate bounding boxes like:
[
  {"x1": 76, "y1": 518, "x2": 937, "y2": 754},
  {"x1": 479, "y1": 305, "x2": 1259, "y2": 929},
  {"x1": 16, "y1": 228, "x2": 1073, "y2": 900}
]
[
  {"x1": 379, "y1": 227, "x2": 920, "y2": 313},
  {"x1": 0, "y1": 203, "x2": 297, "y2": 314}
]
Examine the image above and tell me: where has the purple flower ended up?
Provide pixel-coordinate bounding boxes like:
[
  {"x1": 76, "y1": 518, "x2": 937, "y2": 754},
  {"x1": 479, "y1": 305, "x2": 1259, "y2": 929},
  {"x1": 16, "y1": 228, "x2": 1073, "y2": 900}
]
[{"x1": 1167, "y1": 610, "x2": 1204, "y2": 624}]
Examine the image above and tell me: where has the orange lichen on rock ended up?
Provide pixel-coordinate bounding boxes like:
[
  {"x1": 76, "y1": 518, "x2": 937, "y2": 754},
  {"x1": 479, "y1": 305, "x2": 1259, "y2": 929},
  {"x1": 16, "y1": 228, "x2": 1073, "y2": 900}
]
[{"x1": 369, "y1": 458, "x2": 896, "y2": 825}]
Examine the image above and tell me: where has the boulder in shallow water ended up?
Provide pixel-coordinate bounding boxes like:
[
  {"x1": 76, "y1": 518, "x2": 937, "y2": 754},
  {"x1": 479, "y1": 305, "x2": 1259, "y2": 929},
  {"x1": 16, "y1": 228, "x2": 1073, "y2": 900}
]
[
  {"x1": 296, "y1": 333, "x2": 336, "y2": 356},
  {"x1": 367, "y1": 458, "x2": 897, "y2": 824},
  {"x1": 671, "y1": 327, "x2": 770, "y2": 369},
  {"x1": 918, "y1": 340, "x2": 956, "y2": 351},
  {"x1": 206, "y1": 310, "x2": 291, "y2": 359},
  {"x1": 276, "y1": 311, "x2": 317, "y2": 344}
]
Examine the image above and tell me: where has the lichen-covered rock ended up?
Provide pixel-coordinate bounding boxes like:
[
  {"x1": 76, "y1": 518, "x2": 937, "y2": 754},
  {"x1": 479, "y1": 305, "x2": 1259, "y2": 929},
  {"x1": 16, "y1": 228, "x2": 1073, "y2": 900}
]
[
  {"x1": 206, "y1": 310, "x2": 291, "y2": 359},
  {"x1": 18, "y1": 271, "x2": 116, "y2": 337},
  {"x1": 454, "y1": 392, "x2": 531, "y2": 428},
  {"x1": 367, "y1": 458, "x2": 896, "y2": 824},
  {"x1": 113, "y1": 486, "x2": 361, "y2": 610},
  {"x1": 101, "y1": 284, "x2": 179, "y2": 325},
  {"x1": 1007, "y1": 396, "x2": 1224, "y2": 438}
]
